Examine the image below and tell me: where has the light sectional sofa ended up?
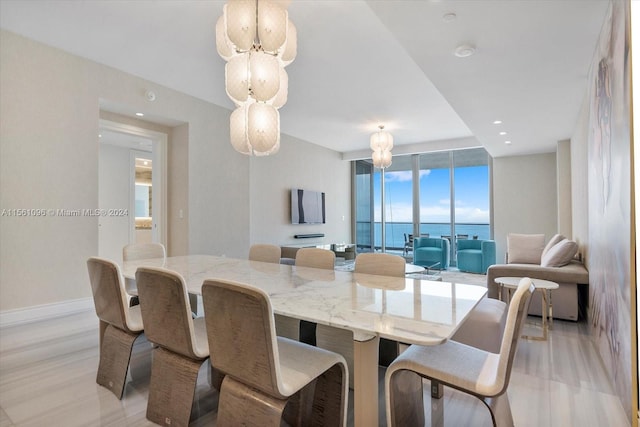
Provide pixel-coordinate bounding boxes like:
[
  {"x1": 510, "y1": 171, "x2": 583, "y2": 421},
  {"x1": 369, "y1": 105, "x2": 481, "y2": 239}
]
[
  {"x1": 486, "y1": 260, "x2": 589, "y2": 321},
  {"x1": 485, "y1": 233, "x2": 589, "y2": 321}
]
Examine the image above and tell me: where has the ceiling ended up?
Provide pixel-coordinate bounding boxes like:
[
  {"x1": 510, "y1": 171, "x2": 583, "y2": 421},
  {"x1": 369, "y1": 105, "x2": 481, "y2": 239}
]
[{"x1": 0, "y1": 0, "x2": 610, "y2": 159}]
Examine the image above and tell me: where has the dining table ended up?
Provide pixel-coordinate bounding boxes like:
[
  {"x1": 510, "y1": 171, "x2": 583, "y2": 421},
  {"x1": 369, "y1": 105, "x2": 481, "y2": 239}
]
[{"x1": 122, "y1": 254, "x2": 487, "y2": 427}]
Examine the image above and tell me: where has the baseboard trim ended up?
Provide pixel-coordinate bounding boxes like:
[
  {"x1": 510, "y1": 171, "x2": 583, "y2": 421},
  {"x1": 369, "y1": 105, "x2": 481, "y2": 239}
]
[{"x1": 0, "y1": 297, "x2": 94, "y2": 327}]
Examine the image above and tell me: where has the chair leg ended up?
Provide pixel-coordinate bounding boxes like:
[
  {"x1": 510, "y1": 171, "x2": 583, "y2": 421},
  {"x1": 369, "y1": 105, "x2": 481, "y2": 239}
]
[
  {"x1": 217, "y1": 376, "x2": 287, "y2": 427},
  {"x1": 387, "y1": 369, "x2": 425, "y2": 427},
  {"x1": 209, "y1": 363, "x2": 225, "y2": 391},
  {"x1": 96, "y1": 324, "x2": 139, "y2": 399},
  {"x1": 315, "y1": 325, "x2": 354, "y2": 387},
  {"x1": 310, "y1": 363, "x2": 347, "y2": 427},
  {"x1": 283, "y1": 380, "x2": 316, "y2": 427},
  {"x1": 483, "y1": 392, "x2": 514, "y2": 427},
  {"x1": 146, "y1": 347, "x2": 204, "y2": 427}
]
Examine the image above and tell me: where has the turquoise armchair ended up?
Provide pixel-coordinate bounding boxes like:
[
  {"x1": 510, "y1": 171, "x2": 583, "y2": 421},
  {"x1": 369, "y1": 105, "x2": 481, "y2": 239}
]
[
  {"x1": 457, "y1": 239, "x2": 496, "y2": 273},
  {"x1": 413, "y1": 237, "x2": 450, "y2": 269}
]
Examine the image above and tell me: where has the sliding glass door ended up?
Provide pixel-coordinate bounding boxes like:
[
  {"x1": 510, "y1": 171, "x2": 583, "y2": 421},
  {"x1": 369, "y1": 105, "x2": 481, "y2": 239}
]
[
  {"x1": 354, "y1": 147, "x2": 491, "y2": 265},
  {"x1": 354, "y1": 160, "x2": 374, "y2": 252}
]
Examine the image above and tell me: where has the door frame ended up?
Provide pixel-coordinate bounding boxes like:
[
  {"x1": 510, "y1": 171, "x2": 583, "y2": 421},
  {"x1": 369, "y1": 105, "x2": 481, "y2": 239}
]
[{"x1": 99, "y1": 119, "x2": 168, "y2": 249}]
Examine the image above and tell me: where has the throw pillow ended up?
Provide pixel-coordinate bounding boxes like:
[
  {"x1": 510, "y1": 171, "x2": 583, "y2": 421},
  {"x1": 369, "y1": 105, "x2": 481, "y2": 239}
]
[
  {"x1": 541, "y1": 239, "x2": 578, "y2": 267},
  {"x1": 507, "y1": 233, "x2": 545, "y2": 264},
  {"x1": 541, "y1": 233, "x2": 565, "y2": 258}
]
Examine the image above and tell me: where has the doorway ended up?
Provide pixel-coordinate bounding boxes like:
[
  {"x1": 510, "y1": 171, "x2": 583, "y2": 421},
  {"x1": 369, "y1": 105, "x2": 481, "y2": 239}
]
[{"x1": 98, "y1": 119, "x2": 167, "y2": 261}]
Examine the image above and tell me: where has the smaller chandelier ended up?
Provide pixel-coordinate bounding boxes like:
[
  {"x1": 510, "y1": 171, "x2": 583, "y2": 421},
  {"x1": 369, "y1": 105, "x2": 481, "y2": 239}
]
[
  {"x1": 370, "y1": 125, "x2": 393, "y2": 169},
  {"x1": 216, "y1": 0, "x2": 297, "y2": 156}
]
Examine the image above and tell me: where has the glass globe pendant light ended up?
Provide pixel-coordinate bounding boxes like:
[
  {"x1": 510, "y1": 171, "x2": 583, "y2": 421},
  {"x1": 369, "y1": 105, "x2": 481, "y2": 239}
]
[
  {"x1": 370, "y1": 125, "x2": 393, "y2": 168},
  {"x1": 216, "y1": 0, "x2": 296, "y2": 156}
]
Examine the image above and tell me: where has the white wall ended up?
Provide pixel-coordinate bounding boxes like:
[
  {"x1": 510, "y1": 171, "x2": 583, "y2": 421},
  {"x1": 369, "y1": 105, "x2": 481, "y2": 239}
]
[
  {"x1": 98, "y1": 144, "x2": 130, "y2": 262},
  {"x1": 249, "y1": 133, "x2": 351, "y2": 252},
  {"x1": 168, "y1": 123, "x2": 189, "y2": 256},
  {"x1": 571, "y1": 95, "x2": 590, "y2": 261},
  {"x1": 492, "y1": 153, "x2": 558, "y2": 262},
  {"x1": 0, "y1": 29, "x2": 352, "y2": 312},
  {"x1": 0, "y1": 30, "x2": 249, "y2": 311},
  {"x1": 557, "y1": 139, "x2": 573, "y2": 238}
]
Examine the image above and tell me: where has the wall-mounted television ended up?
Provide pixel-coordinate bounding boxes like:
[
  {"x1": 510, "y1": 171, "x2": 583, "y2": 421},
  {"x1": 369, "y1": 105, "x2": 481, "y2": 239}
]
[{"x1": 291, "y1": 188, "x2": 325, "y2": 224}]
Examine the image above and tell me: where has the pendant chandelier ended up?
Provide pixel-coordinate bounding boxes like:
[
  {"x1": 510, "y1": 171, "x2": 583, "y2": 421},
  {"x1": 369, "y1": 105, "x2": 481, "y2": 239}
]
[
  {"x1": 216, "y1": 0, "x2": 297, "y2": 156},
  {"x1": 370, "y1": 125, "x2": 393, "y2": 169}
]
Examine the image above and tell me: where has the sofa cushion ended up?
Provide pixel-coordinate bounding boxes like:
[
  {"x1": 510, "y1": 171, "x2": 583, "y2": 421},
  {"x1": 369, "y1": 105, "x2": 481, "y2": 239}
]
[
  {"x1": 507, "y1": 233, "x2": 545, "y2": 264},
  {"x1": 541, "y1": 238, "x2": 578, "y2": 267},
  {"x1": 542, "y1": 233, "x2": 565, "y2": 258}
]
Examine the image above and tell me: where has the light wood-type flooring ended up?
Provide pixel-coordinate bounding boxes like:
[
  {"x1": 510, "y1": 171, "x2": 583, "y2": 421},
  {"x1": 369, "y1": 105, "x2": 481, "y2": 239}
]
[{"x1": 0, "y1": 272, "x2": 630, "y2": 426}]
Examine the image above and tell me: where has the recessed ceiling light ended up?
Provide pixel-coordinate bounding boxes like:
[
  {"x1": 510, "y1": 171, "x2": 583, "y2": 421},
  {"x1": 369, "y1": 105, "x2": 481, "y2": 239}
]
[
  {"x1": 505, "y1": 140, "x2": 512, "y2": 145},
  {"x1": 98, "y1": 134, "x2": 102, "y2": 138},
  {"x1": 454, "y1": 44, "x2": 476, "y2": 58},
  {"x1": 499, "y1": 131, "x2": 507, "y2": 135},
  {"x1": 493, "y1": 120, "x2": 502, "y2": 125},
  {"x1": 442, "y1": 13, "x2": 457, "y2": 22},
  {"x1": 135, "y1": 112, "x2": 144, "y2": 117}
]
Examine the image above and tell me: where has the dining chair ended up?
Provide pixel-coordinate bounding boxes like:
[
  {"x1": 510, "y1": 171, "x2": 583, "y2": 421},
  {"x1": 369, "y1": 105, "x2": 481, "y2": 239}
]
[
  {"x1": 201, "y1": 279, "x2": 348, "y2": 427},
  {"x1": 403, "y1": 233, "x2": 414, "y2": 256},
  {"x1": 86, "y1": 257, "x2": 144, "y2": 399},
  {"x1": 385, "y1": 277, "x2": 534, "y2": 427},
  {"x1": 123, "y1": 242, "x2": 199, "y2": 315},
  {"x1": 135, "y1": 267, "x2": 210, "y2": 427},
  {"x1": 122, "y1": 242, "x2": 166, "y2": 261},
  {"x1": 357, "y1": 252, "x2": 408, "y2": 365},
  {"x1": 273, "y1": 247, "x2": 335, "y2": 342},
  {"x1": 295, "y1": 247, "x2": 336, "y2": 270},
  {"x1": 122, "y1": 242, "x2": 166, "y2": 307},
  {"x1": 451, "y1": 296, "x2": 508, "y2": 354},
  {"x1": 291, "y1": 247, "x2": 337, "y2": 345},
  {"x1": 317, "y1": 253, "x2": 406, "y2": 386},
  {"x1": 353, "y1": 252, "x2": 406, "y2": 276},
  {"x1": 248, "y1": 243, "x2": 282, "y2": 264}
]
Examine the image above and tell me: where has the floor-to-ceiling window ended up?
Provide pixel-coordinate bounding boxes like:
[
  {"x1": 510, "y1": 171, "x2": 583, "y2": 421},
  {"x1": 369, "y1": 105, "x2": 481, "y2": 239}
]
[
  {"x1": 354, "y1": 160, "x2": 374, "y2": 252},
  {"x1": 354, "y1": 147, "x2": 491, "y2": 264},
  {"x1": 418, "y1": 151, "x2": 452, "y2": 239},
  {"x1": 450, "y1": 149, "x2": 490, "y2": 264}
]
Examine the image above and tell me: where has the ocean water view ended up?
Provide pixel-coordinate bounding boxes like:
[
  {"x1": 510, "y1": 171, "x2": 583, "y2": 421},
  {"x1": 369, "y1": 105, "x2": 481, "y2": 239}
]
[{"x1": 356, "y1": 222, "x2": 491, "y2": 250}]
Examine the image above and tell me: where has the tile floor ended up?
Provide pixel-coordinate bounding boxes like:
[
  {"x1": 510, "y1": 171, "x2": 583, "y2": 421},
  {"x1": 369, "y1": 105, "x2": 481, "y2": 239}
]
[{"x1": 0, "y1": 272, "x2": 631, "y2": 426}]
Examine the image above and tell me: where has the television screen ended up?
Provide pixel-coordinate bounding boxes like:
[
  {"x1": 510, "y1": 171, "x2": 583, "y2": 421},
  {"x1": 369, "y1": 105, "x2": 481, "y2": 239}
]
[{"x1": 291, "y1": 189, "x2": 325, "y2": 224}]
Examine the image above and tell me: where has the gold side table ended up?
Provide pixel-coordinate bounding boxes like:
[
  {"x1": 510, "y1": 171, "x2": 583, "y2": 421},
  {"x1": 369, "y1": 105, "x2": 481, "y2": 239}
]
[{"x1": 494, "y1": 277, "x2": 559, "y2": 341}]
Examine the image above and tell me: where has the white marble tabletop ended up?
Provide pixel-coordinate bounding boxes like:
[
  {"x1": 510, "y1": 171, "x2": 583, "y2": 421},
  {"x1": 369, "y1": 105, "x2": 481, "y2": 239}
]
[
  {"x1": 122, "y1": 254, "x2": 486, "y2": 345},
  {"x1": 122, "y1": 254, "x2": 486, "y2": 427}
]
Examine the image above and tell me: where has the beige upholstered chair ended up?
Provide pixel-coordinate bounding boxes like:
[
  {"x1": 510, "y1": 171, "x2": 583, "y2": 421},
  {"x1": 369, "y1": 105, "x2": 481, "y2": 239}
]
[
  {"x1": 86, "y1": 257, "x2": 144, "y2": 399},
  {"x1": 249, "y1": 243, "x2": 282, "y2": 264},
  {"x1": 135, "y1": 267, "x2": 209, "y2": 427},
  {"x1": 202, "y1": 279, "x2": 348, "y2": 427},
  {"x1": 451, "y1": 296, "x2": 508, "y2": 353},
  {"x1": 273, "y1": 248, "x2": 336, "y2": 342},
  {"x1": 353, "y1": 252, "x2": 406, "y2": 276},
  {"x1": 317, "y1": 253, "x2": 406, "y2": 386},
  {"x1": 122, "y1": 242, "x2": 166, "y2": 261},
  {"x1": 293, "y1": 248, "x2": 337, "y2": 345},
  {"x1": 122, "y1": 243, "x2": 166, "y2": 306},
  {"x1": 385, "y1": 277, "x2": 534, "y2": 427},
  {"x1": 295, "y1": 247, "x2": 336, "y2": 270},
  {"x1": 123, "y1": 242, "x2": 199, "y2": 315},
  {"x1": 355, "y1": 252, "x2": 407, "y2": 365}
]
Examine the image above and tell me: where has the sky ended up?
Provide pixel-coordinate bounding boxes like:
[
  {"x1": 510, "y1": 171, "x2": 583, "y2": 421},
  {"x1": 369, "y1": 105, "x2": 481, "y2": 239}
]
[{"x1": 372, "y1": 165, "x2": 490, "y2": 224}]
